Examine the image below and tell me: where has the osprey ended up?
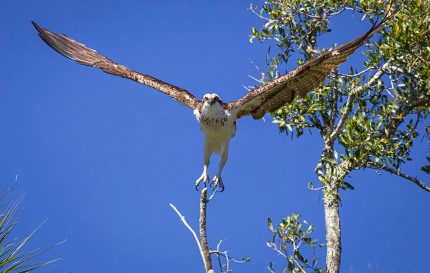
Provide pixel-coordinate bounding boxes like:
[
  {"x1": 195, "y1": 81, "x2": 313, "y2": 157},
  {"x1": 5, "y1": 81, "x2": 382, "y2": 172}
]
[{"x1": 32, "y1": 14, "x2": 393, "y2": 191}]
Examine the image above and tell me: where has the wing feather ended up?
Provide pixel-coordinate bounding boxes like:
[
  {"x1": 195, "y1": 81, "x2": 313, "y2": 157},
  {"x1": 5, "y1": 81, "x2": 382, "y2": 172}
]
[
  {"x1": 32, "y1": 21, "x2": 201, "y2": 110},
  {"x1": 226, "y1": 10, "x2": 396, "y2": 120}
]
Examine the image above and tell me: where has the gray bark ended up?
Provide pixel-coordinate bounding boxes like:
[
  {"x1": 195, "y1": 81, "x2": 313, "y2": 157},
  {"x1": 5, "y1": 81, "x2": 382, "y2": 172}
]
[{"x1": 324, "y1": 184, "x2": 341, "y2": 273}]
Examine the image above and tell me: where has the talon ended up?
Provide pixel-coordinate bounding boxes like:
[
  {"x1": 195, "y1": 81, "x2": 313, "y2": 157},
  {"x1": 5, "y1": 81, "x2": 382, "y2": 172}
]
[
  {"x1": 195, "y1": 173, "x2": 210, "y2": 191},
  {"x1": 210, "y1": 176, "x2": 225, "y2": 192}
]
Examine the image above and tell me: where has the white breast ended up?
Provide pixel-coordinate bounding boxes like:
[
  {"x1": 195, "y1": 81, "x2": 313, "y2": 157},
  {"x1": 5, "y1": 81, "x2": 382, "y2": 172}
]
[{"x1": 194, "y1": 104, "x2": 236, "y2": 154}]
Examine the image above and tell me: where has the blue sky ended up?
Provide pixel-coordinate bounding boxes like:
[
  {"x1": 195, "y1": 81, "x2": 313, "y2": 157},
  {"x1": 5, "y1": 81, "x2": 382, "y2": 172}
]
[{"x1": 1, "y1": 1, "x2": 429, "y2": 273}]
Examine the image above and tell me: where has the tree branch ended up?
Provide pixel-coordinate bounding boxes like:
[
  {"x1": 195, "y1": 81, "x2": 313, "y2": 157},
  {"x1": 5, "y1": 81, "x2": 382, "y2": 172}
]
[
  {"x1": 366, "y1": 162, "x2": 430, "y2": 192},
  {"x1": 338, "y1": 67, "x2": 372, "y2": 78},
  {"x1": 330, "y1": 65, "x2": 387, "y2": 142},
  {"x1": 384, "y1": 64, "x2": 420, "y2": 79},
  {"x1": 170, "y1": 203, "x2": 207, "y2": 272},
  {"x1": 382, "y1": 93, "x2": 430, "y2": 138},
  {"x1": 329, "y1": 91, "x2": 354, "y2": 143},
  {"x1": 170, "y1": 188, "x2": 214, "y2": 273},
  {"x1": 249, "y1": 4, "x2": 271, "y2": 21},
  {"x1": 199, "y1": 188, "x2": 213, "y2": 273}
]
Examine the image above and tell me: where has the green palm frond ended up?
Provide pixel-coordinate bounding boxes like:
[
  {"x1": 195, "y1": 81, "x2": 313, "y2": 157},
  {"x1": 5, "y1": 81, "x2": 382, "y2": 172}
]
[{"x1": 0, "y1": 186, "x2": 62, "y2": 273}]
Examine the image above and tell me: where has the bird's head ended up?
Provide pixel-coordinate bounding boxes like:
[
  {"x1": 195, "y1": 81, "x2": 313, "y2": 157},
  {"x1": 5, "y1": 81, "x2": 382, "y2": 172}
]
[{"x1": 202, "y1": 93, "x2": 223, "y2": 106}]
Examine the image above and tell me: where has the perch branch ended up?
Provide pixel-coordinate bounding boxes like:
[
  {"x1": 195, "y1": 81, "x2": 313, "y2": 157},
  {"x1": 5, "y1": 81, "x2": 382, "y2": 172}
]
[
  {"x1": 170, "y1": 188, "x2": 214, "y2": 273},
  {"x1": 199, "y1": 188, "x2": 213, "y2": 273}
]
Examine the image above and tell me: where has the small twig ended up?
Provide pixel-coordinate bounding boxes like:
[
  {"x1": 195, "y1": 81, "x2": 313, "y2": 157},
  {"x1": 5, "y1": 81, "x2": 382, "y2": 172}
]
[
  {"x1": 248, "y1": 5, "x2": 271, "y2": 21},
  {"x1": 210, "y1": 239, "x2": 249, "y2": 272},
  {"x1": 338, "y1": 67, "x2": 372, "y2": 78},
  {"x1": 294, "y1": 261, "x2": 307, "y2": 273},
  {"x1": 267, "y1": 242, "x2": 288, "y2": 259},
  {"x1": 169, "y1": 203, "x2": 206, "y2": 270},
  {"x1": 242, "y1": 85, "x2": 253, "y2": 92},
  {"x1": 366, "y1": 162, "x2": 430, "y2": 192},
  {"x1": 328, "y1": 6, "x2": 347, "y2": 16},
  {"x1": 248, "y1": 74, "x2": 263, "y2": 84},
  {"x1": 249, "y1": 58, "x2": 265, "y2": 76}
]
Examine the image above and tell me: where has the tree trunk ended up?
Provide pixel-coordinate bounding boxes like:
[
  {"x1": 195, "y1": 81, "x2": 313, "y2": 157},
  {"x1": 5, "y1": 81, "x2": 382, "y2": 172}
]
[{"x1": 324, "y1": 184, "x2": 341, "y2": 273}]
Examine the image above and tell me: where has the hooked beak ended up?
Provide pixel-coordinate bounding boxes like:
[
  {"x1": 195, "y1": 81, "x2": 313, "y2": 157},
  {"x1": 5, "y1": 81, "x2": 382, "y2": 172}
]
[{"x1": 209, "y1": 98, "x2": 217, "y2": 105}]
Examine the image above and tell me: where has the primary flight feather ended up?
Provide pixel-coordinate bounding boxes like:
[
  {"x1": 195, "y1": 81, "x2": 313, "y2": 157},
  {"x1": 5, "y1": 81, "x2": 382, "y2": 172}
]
[{"x1": 32, "y1": 11, "x2": 394, "y2": 191}]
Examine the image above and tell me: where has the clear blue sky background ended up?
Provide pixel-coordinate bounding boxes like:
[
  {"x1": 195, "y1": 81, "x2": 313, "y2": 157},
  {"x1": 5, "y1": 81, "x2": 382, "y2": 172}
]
[{"x1": 1, "y1": 1, "x2": 429, "y2": 273}]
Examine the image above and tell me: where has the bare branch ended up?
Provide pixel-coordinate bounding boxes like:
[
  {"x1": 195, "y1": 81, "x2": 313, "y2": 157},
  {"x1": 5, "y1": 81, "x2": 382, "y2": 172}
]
[
  {"x1": 330, "y1": 71, "x2": 339, "y2": 133},
  {"x1": 169, "y1": 203, "x2": 206, "y2": 270},
  {"x1": 328, "y1": 6, "x2": 347, "y2": 16},
  {"x1": 267, "y1": 242, "x2": 287, "y2": 258},
  {"x1": 170, "y1": 189, "x2": 215, "y2": 273},
  {"x1": 384, "y1": 65, "x2": 420, "y2": 79},
  {"x1": 267, "y1": 242, "x2": 307, "y2": 273},
  {"x1": 366, "y1": 162, "x2": 430, "y2": 192},
  {"x1": 242, "y1": 85, "x2": 253, "y2": 92},
  {"x1": 338, "y1": 67, "x2": 372, "y2": 78},
  {"x1": 329, "y1": 92, "x2": 354, "y2": 142},
  {"x1": 248, "y1": 5, "x2": 271, "y2": 21},
  {"x1": 211, "y1": 239, "x2": 248, "y2": 273},
  {"x1": 199, "y1": 188, "x2": 213, "y2": 273}
]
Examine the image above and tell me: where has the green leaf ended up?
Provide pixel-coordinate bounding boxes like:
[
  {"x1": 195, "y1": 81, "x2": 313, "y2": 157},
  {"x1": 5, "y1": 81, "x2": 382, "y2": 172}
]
[
  {"x1": 342, "y1": 182, "x2": 355, "y2": 190},
  {"x1": 268, "y1": 217, "x2": 274, "y2": 231}
]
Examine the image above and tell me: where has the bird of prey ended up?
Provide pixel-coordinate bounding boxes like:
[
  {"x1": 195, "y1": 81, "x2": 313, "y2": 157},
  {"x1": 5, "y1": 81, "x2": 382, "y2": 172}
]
[{"x1": 32, "y1": 13, "x2": 393, "y2": 192}]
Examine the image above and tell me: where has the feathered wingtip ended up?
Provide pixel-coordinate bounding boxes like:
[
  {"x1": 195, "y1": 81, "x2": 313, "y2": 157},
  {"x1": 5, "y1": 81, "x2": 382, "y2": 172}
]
[
  {"x1": 31, "y1": 20, "x2": 103, "y2": 66},
  {"x1": 372, "y1": 1, "x2": 402, "y2": 32},
  {"x1": 31, "y1": 21, "x2": 70, "y2": 59},
  {"x1": 31, "y1": 20, "x2": 202, "y2": 110},
  {"x1": 31, "y1": 21, "x2": 41, "y2": 32}
]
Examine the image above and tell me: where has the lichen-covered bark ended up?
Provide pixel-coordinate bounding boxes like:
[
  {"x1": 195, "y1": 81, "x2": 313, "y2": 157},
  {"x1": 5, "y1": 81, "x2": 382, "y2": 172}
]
[
  {"x1": 324, "y1": 185, "x2": 341, "y2": 273},
  {"x1": 318, "y1": 143, "x2": 347, "y2": 273},
  {"x1": 199, "y1": 188, "x2": 213, "y2": 273}
]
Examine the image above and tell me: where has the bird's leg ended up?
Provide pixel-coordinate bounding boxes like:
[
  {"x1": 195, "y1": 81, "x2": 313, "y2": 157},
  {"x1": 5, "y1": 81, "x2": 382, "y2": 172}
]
[
  {"x1": 196, "y1": 142, "x2": 211, "y2": 190},
  {"x1": 211, "y1": 144, "x2": 228, "y2": 192},
  {"x1": 195, "y1": 163, "x2": 209, "y2": 190}
]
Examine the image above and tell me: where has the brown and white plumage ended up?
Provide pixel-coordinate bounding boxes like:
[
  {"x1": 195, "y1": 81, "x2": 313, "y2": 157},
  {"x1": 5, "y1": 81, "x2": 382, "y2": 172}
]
[
  {"x1": 32, "y1": 12, "x2": 394, "y2": 191},
  {"x1": 32, "y1": 22, "x2": 201, "y2": 110}
]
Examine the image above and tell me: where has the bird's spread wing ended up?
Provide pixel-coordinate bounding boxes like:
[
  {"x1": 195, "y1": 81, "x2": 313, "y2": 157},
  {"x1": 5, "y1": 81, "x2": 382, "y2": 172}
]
[
  {"x1": 225, "y1": 11, "x2": 396, "y2": 120},
  {"x1": 32, "y1": 21, "x2": 202, "y2": 110}
]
